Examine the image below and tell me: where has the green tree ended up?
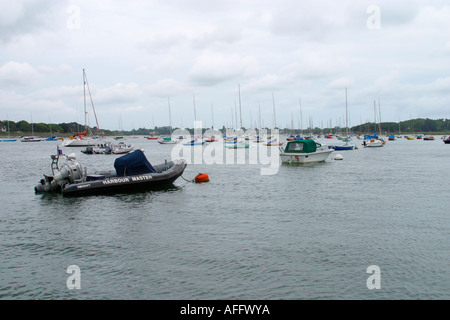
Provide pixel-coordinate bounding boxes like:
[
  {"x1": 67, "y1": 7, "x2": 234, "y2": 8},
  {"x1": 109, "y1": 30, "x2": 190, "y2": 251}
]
[
  {"x1": 34, "y1": 123, "x2": 49, "y2": 132},
  {"x1": 16, "y1": 120, "x2": 31, "y2": 132}
]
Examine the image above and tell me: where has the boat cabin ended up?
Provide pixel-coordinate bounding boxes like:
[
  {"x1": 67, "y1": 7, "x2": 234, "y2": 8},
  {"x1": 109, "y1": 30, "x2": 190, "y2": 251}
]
[{"x1": 283, "y1": 139, "x2": 321, "y2": 153}]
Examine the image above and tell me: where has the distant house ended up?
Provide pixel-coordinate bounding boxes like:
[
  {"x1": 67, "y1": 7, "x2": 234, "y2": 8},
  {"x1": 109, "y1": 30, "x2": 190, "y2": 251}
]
[{"x1": 0, "y1": 126, "x2": 6, "y2": 132}]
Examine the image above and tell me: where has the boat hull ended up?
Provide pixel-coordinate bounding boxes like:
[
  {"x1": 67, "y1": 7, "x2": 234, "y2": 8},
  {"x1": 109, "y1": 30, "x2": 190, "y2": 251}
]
[
  {"x1": 64, "y1": 138, "x2": 101, "y2": 147},
  {"x1": 226, "y1": 144, "x2": 249, "y2": 148},
  {"x1": 280, "y1": 149, "x2": 333, "y2": 164},
  {"x1": 21, "y1": 137, "x2": 44, "y2": 142},
  {"x1": 330, "y1": 143, "x2": 354, "y2": 150},
  {"x1": 60, "y1": 160, "x2": 187, "y2": 196},
  {"x1": 365, "y1": 142, "x2": 383, "y2": 147}
]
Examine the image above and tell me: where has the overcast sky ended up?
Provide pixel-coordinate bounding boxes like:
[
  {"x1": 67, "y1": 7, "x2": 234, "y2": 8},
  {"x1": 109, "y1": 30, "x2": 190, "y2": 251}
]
[{"x1": 1, "y1": 0, "x2": 449, "y2": 131}]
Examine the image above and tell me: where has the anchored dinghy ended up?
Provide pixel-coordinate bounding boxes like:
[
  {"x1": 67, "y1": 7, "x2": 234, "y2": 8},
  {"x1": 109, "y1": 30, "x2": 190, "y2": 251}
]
[{"x1": 35, "y1": 148, "x2": 187, "y2": 196}]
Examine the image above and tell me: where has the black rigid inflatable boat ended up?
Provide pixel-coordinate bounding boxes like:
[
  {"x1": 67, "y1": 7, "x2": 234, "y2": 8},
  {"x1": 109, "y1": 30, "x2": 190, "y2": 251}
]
[{"x1": 35, "y1": 148, "x2": 187, "y2": 196}]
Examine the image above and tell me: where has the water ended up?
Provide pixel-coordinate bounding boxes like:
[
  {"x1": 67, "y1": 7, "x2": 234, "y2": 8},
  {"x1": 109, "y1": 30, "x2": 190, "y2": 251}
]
[{"x1": 1, "y1": 136, "x2": 449, "y2": 300}]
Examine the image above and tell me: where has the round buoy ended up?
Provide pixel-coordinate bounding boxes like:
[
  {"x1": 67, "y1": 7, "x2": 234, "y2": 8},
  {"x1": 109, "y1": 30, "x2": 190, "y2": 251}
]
[
  {"x1": 334, "y1": 154, "x2": 343, "y2": 160},
  {"x1": 195, "y1": 173, "x2": 209, "y2": 183}
]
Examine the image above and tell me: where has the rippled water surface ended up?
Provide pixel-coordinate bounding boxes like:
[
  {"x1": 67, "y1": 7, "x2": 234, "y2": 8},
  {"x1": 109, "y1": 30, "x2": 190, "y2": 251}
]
[{"x1": 1, "y1": 136, "x2": 449, "y2": 299}]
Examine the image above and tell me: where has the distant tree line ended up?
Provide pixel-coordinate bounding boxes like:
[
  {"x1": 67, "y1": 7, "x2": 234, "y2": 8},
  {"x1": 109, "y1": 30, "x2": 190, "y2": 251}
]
[
  {"x1": 1, "y1": 118, "x2": 449, "y2": 136},
  {"x1": 350, "y1": 118, "x2": 450, "y2": 134}
]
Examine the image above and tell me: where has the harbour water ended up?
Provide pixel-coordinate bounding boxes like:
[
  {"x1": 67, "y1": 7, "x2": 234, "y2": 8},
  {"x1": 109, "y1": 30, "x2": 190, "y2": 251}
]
[{"x1": 1, "y1": 136, "x2": 449, "y2": 299}]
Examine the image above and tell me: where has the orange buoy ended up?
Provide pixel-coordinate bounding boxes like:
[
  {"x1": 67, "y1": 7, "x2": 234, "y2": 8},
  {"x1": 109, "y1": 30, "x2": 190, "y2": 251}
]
[{"x1": 194, "y1": 173, "x2": 209, "y2": 183}]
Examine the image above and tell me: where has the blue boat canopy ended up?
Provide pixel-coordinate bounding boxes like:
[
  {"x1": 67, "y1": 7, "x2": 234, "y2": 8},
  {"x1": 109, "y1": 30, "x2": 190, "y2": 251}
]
[
  {"x1": 364, "y1": 131, "x2": 378, "y2": 140},
  {"x1": 114, "y1": 149, "x2": 156, "y2": 176}
]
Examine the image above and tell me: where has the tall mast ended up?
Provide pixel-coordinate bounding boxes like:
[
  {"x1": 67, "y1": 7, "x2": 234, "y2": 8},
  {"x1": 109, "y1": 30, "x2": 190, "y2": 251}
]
[
  {"x1": 258, "y1": 104, "x2": 262, "y2": 130},
  {"x1": 83, "y1": 69, "x2": 101, "y2": 136},
  {"x1": 345, "y1": 88, "x2": 348, "y2": 136},
  {"x1": 30, "y1": 112, "x2": 34, "y2": 136},
  {"x1": 238, "y1": 83, "x2": 242, "y2": 129},
  {"x1": 83, "y1": 69, "x2": 87, "y2": 131},
  {"x1": 234, "y1": 101, "x2": 238, "y2": 130},
  {"x1": 299, "y1": 97, "x2": 303, "y2": 135},
  {"x1": 373, "y1": 100, "x2": 377, "y2": 133},
  {"x1": 211, "y1": 103, "x2": 214, "y2": 129},
  {"x1": 168, "y1": 96, "x2": 172, "y2": 132},
  {"x1": 272, "y1": 92, "x2": 276, "y2": 129},
  {"x1": 378, "y1": 98, "x2": 382, "y2": 134}
]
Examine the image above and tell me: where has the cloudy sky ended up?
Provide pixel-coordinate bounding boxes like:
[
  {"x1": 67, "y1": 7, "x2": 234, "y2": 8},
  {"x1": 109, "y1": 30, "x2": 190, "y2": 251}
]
[{"x1": 1, "y1": 0, "x2": 449, "y2": 131}]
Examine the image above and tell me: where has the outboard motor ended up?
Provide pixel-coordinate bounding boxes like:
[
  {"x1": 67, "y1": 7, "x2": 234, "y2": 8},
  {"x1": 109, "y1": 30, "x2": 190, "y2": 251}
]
[{"x1": 35, "y1": 147, "x2": 84, "y2": 193}]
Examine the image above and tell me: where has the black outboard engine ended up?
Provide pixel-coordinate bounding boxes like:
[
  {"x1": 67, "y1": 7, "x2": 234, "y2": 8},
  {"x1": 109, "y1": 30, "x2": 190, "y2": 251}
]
[{"x1": 35, "y1": 147, "x2": 84, "y2": 193}]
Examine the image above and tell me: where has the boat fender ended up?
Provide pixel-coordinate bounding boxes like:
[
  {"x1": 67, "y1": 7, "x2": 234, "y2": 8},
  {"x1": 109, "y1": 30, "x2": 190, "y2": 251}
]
[{"x1": 334, "y1": 154, "x2": 343, "y2": 160}]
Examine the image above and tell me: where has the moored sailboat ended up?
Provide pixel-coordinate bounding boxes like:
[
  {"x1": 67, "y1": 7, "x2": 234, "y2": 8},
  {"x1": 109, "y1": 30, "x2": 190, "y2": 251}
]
[
  {"x1": 64, "y1": 69, "x2": 103, "y2": 147},
  {"x1": 0, "y1": 118, "x2": 17, "y2": 142}
]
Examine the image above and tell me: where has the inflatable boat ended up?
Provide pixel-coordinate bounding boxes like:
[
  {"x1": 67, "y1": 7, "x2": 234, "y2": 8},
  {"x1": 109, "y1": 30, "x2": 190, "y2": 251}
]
[{"x1": 35, "y1": 148, "x2": 187, "y2": 196}]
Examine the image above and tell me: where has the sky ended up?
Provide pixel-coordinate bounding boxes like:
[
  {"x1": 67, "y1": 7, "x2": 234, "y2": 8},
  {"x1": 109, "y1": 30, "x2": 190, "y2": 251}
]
[{"x1": 1, "y1": 0, "x2": 449, "y2": 131}]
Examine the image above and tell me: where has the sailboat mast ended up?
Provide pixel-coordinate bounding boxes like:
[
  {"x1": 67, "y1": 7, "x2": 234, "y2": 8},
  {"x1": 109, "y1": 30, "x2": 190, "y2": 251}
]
[
  {"x1": 373, "y1": 100, "x2": 377, "y2": 133},
  {"x1": 238, "y1": 83, "x2": 242, "y2": 129},
  {"x1": 30, "y1": 112, "x2": 34, "y2": 136},
  {"x1": 83, "y1": 69, "x2": 87, "y2": 131},
  {"x1": 168, "y1": 96, "x2": 172, "y2": 132},
  {"x1": 272, "y1": 92, "x2": 276, "y2": 129},
  {"x1": 345, "y1": 88, "x2": 348, "y2": 136},
  {"x1": 378, "y1": 99, "x2": 382, "y2": 134},
  {"x1": 258, "y1": 104, "x2": 262, "y2": 130},
  {"x1": 299, "y1": 98, "x2": 303, "y2": 135},
  {"x1": 83, "y1": 69, "x2": 101, "y2": 136},
  {"x1": 211, "y1": 104, "x2": 214, "y2": 129},
  {"x1": 234, "y1": 102, "x2": 238, "y2": 130}
]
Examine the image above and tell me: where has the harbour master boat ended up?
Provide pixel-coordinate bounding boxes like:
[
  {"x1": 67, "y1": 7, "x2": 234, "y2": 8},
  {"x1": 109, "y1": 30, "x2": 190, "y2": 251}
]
[
  {"x1": 279, "y1": 139, "x2": 334, "y2": 164},
  {"x1": 35, "y1": 148, "x2": 187, "y2": 196}
]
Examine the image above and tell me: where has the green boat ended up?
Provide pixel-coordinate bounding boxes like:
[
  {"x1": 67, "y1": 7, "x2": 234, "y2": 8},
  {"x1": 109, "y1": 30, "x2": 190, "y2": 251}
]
[{"x1": 279, "y1": 139, "x2": 333, "y2": 164}]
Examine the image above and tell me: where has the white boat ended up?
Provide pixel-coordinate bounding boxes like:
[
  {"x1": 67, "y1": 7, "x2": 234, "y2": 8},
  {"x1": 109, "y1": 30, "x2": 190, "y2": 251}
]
[
  {"x1": 112, "y1": 142, "x2": 134, "y2": 154},
  {"x1": 263, "y1": 138, "x2": 283, "y2": 146},
  {"x1": 21, "y1": 114, "x2": 44, "y2": 142},
  {"x1": 183, "y1": 139, "x2": 205, "y2": 146},
  {"x1": 158, "y1": 136, "x2": 178, "y2": 144},
  {"x1": 279, "y1": 139, "x2": 333, "y2": 164},
  {"x1": 64, "y1": 135, "x2": 101, "y2": 147},
  {"x1": 363, "y1": 138, "x2": 384, "y2": 147},
  {"x1": 21, "y1": 136, "x2": 44, "y2": 142},
  {"x1": 92, "y1": 142, "x2": 112, "y2": 154}
]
